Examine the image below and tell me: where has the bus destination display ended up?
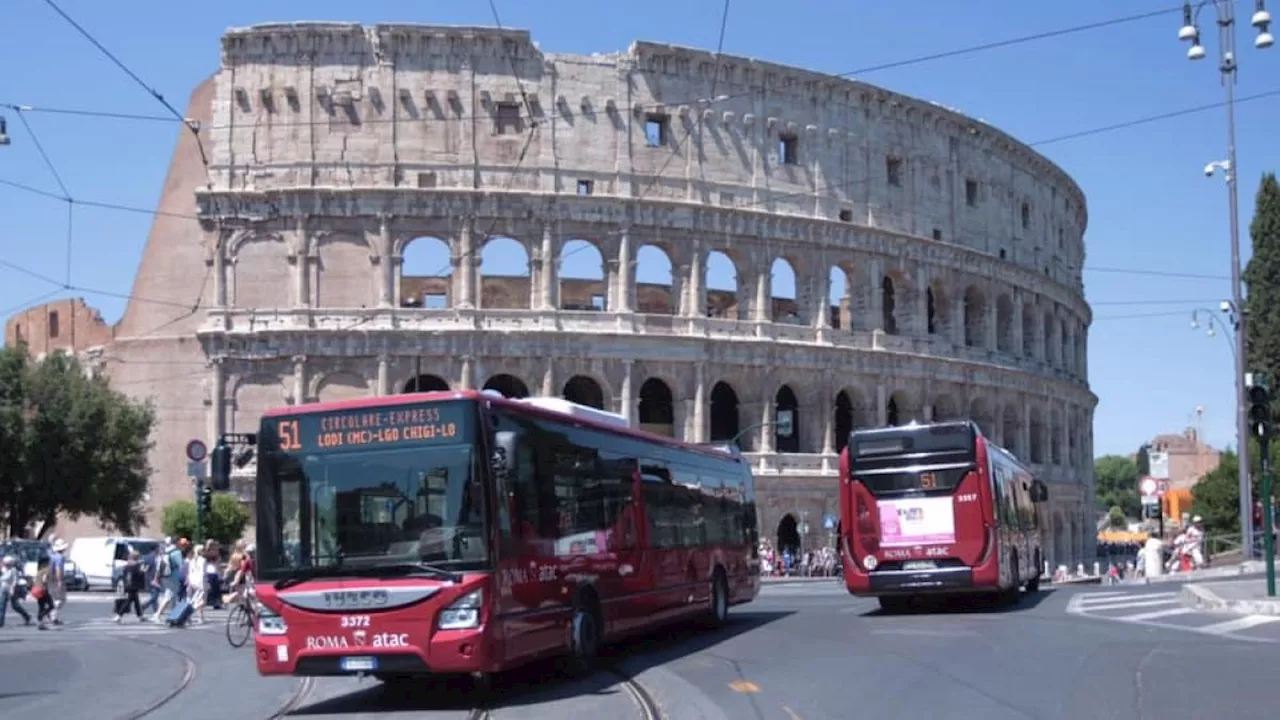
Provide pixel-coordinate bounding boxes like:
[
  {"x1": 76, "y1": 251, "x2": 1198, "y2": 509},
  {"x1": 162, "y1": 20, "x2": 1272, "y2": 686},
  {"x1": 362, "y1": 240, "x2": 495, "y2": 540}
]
[{"x1": 272, "y1": 402, "x2": 466, "y2": 453}]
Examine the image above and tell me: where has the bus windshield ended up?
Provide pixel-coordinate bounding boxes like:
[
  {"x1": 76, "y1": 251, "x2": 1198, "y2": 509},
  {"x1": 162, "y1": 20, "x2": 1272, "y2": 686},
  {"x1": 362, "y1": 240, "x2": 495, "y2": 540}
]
[{"x1": 255, "y1": 399, "x2": 490, "y2": 581}]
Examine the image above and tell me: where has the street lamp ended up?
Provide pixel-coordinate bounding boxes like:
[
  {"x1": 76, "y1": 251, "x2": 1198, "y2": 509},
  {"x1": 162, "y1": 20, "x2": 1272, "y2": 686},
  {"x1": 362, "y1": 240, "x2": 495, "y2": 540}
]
[
  {"x1": 1178, "y1": 0, "x2": 1273, "y2": 557},
  {"x1": 1190, "y1": 303, "x2": 1239, "y2": 355}
]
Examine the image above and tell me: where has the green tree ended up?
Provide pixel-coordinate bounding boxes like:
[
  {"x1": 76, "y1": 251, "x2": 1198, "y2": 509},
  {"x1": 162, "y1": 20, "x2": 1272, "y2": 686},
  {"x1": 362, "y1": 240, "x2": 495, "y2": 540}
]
[
  {"x1": 1135, "y1": 443, "x2": 1151, "y2": 477},
  {"x1": 0, "y1": 344, "x2": 155, "y2": 537},
  {"x1": 160, "y1": 494, "x2": 250, "y2": 547},
  {"x1": 1094, "y1": 455, "x2": 1142, "y2": 519},
  {"x1": 1107, "y1": 505, "x2": 1128, "y2": 529},
  {"x1": 1192, "y1": 451, "x2": 1245, "y2": 536},
  {"x1": 1244, "y1": 173, "x2": 1280, "y2": 391}
]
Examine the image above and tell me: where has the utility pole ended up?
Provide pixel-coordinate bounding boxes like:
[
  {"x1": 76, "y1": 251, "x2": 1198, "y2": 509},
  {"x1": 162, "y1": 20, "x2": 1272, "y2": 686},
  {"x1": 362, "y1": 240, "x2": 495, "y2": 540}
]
[
  {"x1": 1178, "y1": 0, "x2": 1275, "y2": 557},
  {"x1": 1247, "y1": 372, "x2": 1275, "y2": 594}
]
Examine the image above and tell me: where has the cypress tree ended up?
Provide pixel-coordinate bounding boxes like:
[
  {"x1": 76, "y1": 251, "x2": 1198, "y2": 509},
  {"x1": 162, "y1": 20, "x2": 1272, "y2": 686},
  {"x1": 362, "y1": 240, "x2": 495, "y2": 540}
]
[{"x1": 1244, "y1": 173, "x2": 1280, "y2": 388}]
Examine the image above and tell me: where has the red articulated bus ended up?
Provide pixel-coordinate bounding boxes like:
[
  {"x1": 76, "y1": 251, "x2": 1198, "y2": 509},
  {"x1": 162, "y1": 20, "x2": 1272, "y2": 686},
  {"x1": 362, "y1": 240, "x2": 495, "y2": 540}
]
[
  {"x1": 250, "y1": 390, "x2": 760, "y2": 684},
  {"x1": 838, "y1": 420, "x2": 1048, "y2": 611}
]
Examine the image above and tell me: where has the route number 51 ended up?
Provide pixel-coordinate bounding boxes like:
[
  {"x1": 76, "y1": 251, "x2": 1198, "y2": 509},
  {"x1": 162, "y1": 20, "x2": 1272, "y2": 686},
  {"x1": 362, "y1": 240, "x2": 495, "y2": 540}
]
[{"x1": 278, "y1": 420, "x2": 302, "y2": 450}]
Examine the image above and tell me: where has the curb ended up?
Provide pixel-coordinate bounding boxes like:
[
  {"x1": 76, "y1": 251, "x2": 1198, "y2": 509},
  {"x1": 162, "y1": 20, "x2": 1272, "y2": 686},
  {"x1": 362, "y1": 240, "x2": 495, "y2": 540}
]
[
  {"x1": 1125, "y1": 560, "x2": 1266, "y2": 586},
  {"x1": 1180, "y1": 582, "x2": 1280, "y2": 616}
]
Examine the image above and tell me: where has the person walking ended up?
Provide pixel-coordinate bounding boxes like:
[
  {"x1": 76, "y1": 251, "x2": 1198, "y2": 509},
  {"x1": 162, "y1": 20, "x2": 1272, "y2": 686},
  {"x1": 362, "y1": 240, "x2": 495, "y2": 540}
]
[
  {"x1": 48, "y1": 538, "x2": 68, "y2": 626},
  {"x1": 112, "y1": 550, "x2": 147, "y2": 623},
  {"x1": 31, "y1": 558, "x2": 55, "y2": 630},
  {"x1": 0, "y1": 556, "x2": 32, "y2": 628},
  {"x1": 186, "y1": 542, "x2": 211, "y2": 625}
]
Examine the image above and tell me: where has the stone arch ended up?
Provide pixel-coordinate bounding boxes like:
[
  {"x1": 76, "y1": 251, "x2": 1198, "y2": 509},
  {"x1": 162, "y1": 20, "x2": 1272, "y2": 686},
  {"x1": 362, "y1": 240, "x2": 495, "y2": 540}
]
[
  {"x1": 881, "y1": 274, "x2": 899, "y2": 335},
  {"x1": 227, "y1": 230, "x2": 287, "y2": 259},
  {"x1": 833, "y1": 389, "x2": 855, "y2": 453},
  {"x1": 770, "y1": 258, "x2": 802, "y2": 325},
  {"x1": 311, "y1": 371, "x2": 370, "y2": 403},
  {"x1": 705, "y1": 250, "x2": 742, "y2": 320},
  {"x1": 314, "y1": 232, "x2": 376, "y2": 309},
  {"x1": 969, "y1": 397, "x2": 995, "y2": 439},
  {"x1": 636, "y1": 244, "x2": 676, "y2": 315},
  {"x1": 776, "y1": 513, "x2": 800, "y2": 557},
  {"x1": 562, "y1": 374, "x2": 605, "y2": 410},
  {"x1": 1058, "y1": 319, "x2": 1070, "y2": 372},
  {"x1": 638, "y1": 378, "x2": 675, "y2": 437},
  {"x1": 931, "y1": 394, "x2": 961, "y2": 422},
  {"x1": 231, "y1": 374, "x2": 287, "y2": 434},
  {"x1": 1068, "y1": 412, "x2": 1079, "y2": 467},
  {"x1": 709, "y1": 380, "x2": 741, "y2": 442},
  {"x1": 402, "y1": 374, "x2": 450, "y2": 393},
  {"x1": 886, "y1": 390, "x2": 915, "y2": 426},
  {"x1": 1050, "y1": 407, "x2": 1064, "y2": 465},
  {"x1": 962, "y1": 285, "x2": 988, "y2": 348},
  {"x1": 559, "y1": 238, "x2": 607, "y2": 311},
  {"x1": 399, "y1": 235, "x2": 452, "y2": 308},
  {"x1": 828, "y1": 265, "x2": 851, "y2": 330},
  {"x1": 775, "y1": 384, "x2": 801, "y2": 453},
  {"x1": 1001, "y1": 404, "x2": 1021, "y2": 457},
  {"x1": 926, "y1": 281, "x2": 953, "y2": 338},
  {"x1": 230, "y1": 235, "x2": 291, "y2": 309},
  {"x1": 479, "y1": 236, "x2": 531, "y2": 310},
  {"x1": 483, "y1": 374, "x2": 530, "y2": 398},
  {"x1": 1029, "y1": 405, "x2": 1046, "y2": 464},
  {"x1": 1041, "y1": 309, "x2": 1056, "y2": 365},
  {"x1": 995, "y1": 294, "x2": 1015, "y2": 353}
]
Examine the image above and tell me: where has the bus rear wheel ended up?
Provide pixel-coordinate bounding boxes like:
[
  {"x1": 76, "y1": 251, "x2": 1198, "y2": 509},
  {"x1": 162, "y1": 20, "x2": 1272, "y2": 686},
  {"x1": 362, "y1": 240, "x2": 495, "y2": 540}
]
[
  {"x1": 564, "y1": 596, "x2": 601, "y2": 676},
  {"x1": 706, "y1": 570, "x2": 729, "y2": 628}
]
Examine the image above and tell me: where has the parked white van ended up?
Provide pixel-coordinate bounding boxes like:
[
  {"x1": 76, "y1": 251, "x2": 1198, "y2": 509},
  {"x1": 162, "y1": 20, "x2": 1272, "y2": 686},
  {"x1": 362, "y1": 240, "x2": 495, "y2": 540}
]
[{"x1": 68, "y1": 536, "x2": 162, "y2": 590}]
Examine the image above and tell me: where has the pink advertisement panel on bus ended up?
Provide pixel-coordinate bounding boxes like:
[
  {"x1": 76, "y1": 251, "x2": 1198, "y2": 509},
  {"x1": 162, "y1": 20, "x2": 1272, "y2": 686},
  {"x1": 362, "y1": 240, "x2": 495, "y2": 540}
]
[{"x1": 878, "y1": 497, "x2": 956, "y2": 547}]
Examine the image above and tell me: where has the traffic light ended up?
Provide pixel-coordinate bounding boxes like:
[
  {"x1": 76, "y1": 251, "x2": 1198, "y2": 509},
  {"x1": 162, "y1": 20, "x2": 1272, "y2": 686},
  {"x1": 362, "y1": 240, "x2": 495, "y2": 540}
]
[
  {"x1": 198, "y1": 484, "x2": 213, "y2": 518},
  {"x1": 210, "y1": 439, "x2": 231, "y2": 491},
  {"x1": 1247, "y1": 372, "x2": 1272, "y2": 439}
]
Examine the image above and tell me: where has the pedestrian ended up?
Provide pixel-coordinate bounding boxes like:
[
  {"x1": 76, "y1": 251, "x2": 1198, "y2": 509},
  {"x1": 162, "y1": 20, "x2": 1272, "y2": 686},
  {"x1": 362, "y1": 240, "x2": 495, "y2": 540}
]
[
  {"x1": 0, "y1": 556, "x2": 32, "y2": 628},
  {"x1": 48, "y1": 537, "x2": 68, "y2": 626},
  {"x1": 139, "y1": 546, "x2": 160, "y2": 618},
  {"x1": 31, "y1": 557, "x2": 55, "y2": 630},
  {"x1": 112, "y1": 550, "x2": 146, "y2": 623},
  {"x1": 186, "y1": 541, "x2": 210, "y2": 625},
  {"x1": 152, "y1": 538, "x2": 184, "y2": 621}
]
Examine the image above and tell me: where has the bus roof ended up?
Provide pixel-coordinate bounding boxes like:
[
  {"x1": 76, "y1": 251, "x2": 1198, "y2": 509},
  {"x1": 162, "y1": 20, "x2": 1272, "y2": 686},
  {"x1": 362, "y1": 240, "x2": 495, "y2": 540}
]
[{"x1": 262, "y1": 389, "x2": 740, "y2": 463}]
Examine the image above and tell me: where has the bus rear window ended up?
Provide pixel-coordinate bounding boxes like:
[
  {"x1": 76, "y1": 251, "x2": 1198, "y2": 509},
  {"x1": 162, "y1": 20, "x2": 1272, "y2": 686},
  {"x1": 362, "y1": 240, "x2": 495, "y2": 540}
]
[{"x1": 854, "y1": 467, "x2": 971, "y2": 496}]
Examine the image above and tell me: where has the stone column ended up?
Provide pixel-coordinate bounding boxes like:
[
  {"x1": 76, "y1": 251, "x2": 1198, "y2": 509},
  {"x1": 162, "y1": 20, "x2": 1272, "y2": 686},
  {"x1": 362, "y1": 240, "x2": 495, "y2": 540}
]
[
  {"x1": 676, "y1": 263, "x2": 693, "y2": 317},
  {"x1": 457, "y1": 217, "x2": 476, "y2": 308},
  {"x1": 1021, "y1": 399, "x2": 1033, "y2": 462},
  {"x1": 619, "y1": 360, "x2": 635, "y2": 425},
  {"x1": 951, "y1": 289, "x2": 966, "y2": 346},
  {"x1": 540, "y1": 222, "x2": 556, "y2": 310},
  {"x1": 687, "y1": 242, "x2": 704, "y2": 317},
  {"x1": 1035, "y1": 310, "x2": 1048, "y2": 364},
  {"x1": 616, "y1": 228, "x2": 633, "y2": 313},
  {"x1": 209, "y1": 358, "x2": 226, "y2": 441},
  {"x1": 1060, "y1": 402, "x2": 1070, "y2": 467},
  {"x1": 759, "y1": 395, "x2": 776, "y2": 453},
  {"x1": 605, "y1": 258, "x2": 620, "y2": 311},
  {"x1": 292, "y1": 355, "x2": 307, "y2": 405},
  {"x1": 1012, "y1": 291, "x2": 1025, "y2": 357},
  {"x1": 213, "y1": 228, "x2": 229, "y2": 308},
  {"x1": 541, "y1": 359, "x2": 555, "y2": 396},
  {"x1": 814, "y1": 266, "x2": 832, "y2": 330},
  {"x1": 379, "y1": 215, "x2": 395, "y2": 308},
  {"x1": 693, "y1": 362, "x2": 707, "y2": 443},
  {"x1": 821, "y1": 383, "x2": 835, "y2": 455},
  {"x1": 915, "y1": 267, "x2": 929, "y2": 336},
  {"x1": 754, "y1": 265, "x2": 771, "y2": 323},
  {"x1": 377, "y1": 353, "x2": 390, "y2": 396},
  {"x1": 985, "y1": 292, "x2": 998, "y2": 351},
  {"x1": 868, "y1": 258, "x2": 884, "y2": 331},
  {"x1": 294, "y1": 216, "x2": 310, "y2": 308}
]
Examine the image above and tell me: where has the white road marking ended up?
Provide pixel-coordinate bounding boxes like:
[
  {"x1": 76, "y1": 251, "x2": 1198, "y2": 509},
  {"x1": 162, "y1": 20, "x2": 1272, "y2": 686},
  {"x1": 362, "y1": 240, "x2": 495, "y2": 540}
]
[
  {"x1": 1077, "y1": 597, "x2": 1182, "y2": 612},
  {"x1": 1198, "y1": 614, "x2": 1280, "y2": 635},
  {"x1": 1124, "y1": 607, "x2": 1196, "y2": 622}
]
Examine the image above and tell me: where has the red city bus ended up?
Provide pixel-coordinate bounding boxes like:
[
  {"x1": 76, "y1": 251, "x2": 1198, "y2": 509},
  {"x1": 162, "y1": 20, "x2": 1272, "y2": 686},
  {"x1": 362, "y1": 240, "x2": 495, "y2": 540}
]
[
  {"x1": 838, "y1": 420, "x2": 1048, "y2": 611},
  {"x1": 250, "y1": 390, "x2": 760, "y2": 683}
]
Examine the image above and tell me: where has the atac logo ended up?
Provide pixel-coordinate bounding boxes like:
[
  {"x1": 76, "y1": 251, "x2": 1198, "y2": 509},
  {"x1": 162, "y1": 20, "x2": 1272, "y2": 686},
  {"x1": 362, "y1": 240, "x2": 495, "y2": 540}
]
[{"x1": 352, "y1": 630, "x2": 367, "y2": 646}]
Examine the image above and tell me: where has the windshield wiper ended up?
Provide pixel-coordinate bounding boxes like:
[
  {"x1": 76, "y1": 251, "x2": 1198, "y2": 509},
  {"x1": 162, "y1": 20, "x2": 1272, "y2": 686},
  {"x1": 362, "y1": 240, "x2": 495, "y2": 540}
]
[{"x1": 351, "y1": 561, "x2": 463, "y2": 584}]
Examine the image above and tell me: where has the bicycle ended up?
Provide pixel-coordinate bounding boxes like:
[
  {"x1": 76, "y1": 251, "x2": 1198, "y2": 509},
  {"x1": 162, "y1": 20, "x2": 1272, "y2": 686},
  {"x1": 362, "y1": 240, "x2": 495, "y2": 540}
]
[{"x1": 225, "y1": 586, "x2": 258, "y2": 648}]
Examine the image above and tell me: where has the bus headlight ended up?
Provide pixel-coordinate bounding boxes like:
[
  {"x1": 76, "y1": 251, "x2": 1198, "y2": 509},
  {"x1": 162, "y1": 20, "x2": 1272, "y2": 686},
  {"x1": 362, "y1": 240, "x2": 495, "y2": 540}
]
[
  {"x1": 258, "y1": 606, "x2": 288, "y2": 636},
  {"x1": 437, "y1": 589, "x2": 483, "y2": 631},
  {"x1": 863, "y1": 555, "x2": 878, "y2": 571}
]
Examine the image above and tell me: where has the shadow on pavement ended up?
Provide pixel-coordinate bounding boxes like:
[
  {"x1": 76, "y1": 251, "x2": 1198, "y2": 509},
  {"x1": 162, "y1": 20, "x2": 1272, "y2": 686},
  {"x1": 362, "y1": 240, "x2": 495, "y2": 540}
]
[
  {"x1": 861, "y1": 588, "x2": 1055, "y2": 616},
  {"x1": 287, "y1": 610, "x2": 792, "y2": 715}
]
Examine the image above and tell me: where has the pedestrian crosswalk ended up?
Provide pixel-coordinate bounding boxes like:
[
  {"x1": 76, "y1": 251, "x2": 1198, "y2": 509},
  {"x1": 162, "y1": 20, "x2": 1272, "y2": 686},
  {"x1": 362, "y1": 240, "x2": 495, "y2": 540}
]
[
  {"x1": 760, "y1": 581, "x2": 848, "y2": 597},
  {"x1": 66, "y1": 610, "x2": 230, "y2": 636},
  {"x1": 1067, "y1": 589, "x2": 1280, "y2": 642}
]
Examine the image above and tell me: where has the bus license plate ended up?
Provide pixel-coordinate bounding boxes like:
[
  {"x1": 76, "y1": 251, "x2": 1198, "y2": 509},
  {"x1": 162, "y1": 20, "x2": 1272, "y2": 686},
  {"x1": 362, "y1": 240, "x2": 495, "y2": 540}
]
[
  {"x1": 340, "y1": 656, "x2": 378, "y2": 673},
  {"x1": 903, "y1": 561, "x2": 937, "y2": 571}
]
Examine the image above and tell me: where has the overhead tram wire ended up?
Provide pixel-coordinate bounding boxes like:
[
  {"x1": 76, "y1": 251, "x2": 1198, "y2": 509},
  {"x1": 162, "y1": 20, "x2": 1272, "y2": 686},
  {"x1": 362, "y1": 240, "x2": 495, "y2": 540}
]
[{"x1": 12, "y1": 110, "x2": 75, "y2": 286}]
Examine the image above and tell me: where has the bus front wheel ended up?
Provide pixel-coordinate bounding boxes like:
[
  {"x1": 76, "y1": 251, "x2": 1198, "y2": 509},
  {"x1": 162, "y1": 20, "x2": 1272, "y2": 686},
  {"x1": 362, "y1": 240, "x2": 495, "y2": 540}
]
[{"x1": 706, "y1": 569, "x2": 729, "y2": 628}]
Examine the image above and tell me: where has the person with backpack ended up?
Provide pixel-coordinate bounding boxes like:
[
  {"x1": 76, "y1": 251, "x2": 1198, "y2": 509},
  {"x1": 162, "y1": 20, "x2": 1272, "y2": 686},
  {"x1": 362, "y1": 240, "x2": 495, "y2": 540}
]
[{"x1": 152, "y1": 538, "x2": 186, "y2": 621}]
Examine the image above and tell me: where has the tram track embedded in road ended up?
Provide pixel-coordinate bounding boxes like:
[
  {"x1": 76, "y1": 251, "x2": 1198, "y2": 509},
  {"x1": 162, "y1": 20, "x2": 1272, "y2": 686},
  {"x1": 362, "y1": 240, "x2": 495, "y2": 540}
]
[
  {"x1": 266, "y1": 676, "x2": 316, "y2": 719},
  {"x1": 606, "y1": 667, "x2": 664, "y2": 720},
  {"x1": 113, "y1": 636, "x2": 197, "y2": 720}
]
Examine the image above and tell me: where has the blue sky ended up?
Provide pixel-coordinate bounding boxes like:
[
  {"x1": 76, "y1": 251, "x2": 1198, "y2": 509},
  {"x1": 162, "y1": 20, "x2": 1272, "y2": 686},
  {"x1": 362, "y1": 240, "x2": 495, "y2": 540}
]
[{"x1": 1, "y1": 0, "x2": 1275, "y2": 457}]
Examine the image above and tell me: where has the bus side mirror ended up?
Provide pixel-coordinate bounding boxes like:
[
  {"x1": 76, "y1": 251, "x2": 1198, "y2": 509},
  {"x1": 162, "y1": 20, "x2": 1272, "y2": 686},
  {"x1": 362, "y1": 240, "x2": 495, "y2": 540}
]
[{"x1": 1031, "y1": 480, "x2": 1049, "y2": 503}]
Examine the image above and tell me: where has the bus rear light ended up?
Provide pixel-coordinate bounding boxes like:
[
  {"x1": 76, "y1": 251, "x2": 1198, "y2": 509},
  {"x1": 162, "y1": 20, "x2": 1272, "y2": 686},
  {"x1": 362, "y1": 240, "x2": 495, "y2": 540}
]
[
  {"x1": 258, "y1": 606, "x2": 288, "y2": 636},
  {"x1": 863, "y1": 555, "x2": 878, "y2": 571},
  {"x1": 438, "y1": 589, "x2": 484, "y2": 630}
]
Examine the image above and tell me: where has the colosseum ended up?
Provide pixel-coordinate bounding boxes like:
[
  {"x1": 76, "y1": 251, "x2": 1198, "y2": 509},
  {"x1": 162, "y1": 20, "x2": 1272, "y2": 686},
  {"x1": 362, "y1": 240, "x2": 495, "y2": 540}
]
[{"x1": 5, "y1": 22, "x2": 1097, "y2": 569}]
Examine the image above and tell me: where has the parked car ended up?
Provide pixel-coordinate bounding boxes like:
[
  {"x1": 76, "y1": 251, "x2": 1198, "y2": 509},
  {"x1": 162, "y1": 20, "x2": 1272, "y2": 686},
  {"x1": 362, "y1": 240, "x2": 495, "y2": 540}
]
[{"x1": 0, "y1": 539, "x2": 88, "y2": 591}]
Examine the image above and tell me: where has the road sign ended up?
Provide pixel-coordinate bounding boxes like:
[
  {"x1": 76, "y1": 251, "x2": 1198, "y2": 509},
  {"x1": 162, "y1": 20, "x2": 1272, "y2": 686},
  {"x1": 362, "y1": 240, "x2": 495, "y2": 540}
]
[
  {"x1": 185, "y1": 439, "x2": 208, "y2": 462},
  {"x1": 1139, "y1": 476, "x2": 1158, "y2": 497},
  {"x1": 187, "y1": 460, "x2": 206, "y2": 479},
  {"x1": 1141, "y1": 495, "x2": 1159, "y2": 506},
  {"x1": 823, "y1": 514, "x2": 836, "y2": 530}
]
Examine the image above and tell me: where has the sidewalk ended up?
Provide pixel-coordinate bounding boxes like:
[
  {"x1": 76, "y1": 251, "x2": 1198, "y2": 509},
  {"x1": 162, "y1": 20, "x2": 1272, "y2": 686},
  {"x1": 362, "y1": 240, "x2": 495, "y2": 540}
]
[
  {"x1": 1123, "y1": 560, "x2": 1266, "y2": 586},
  {"x1": 1181, "y1": 573, "x2": 1280, "y2": 616}
]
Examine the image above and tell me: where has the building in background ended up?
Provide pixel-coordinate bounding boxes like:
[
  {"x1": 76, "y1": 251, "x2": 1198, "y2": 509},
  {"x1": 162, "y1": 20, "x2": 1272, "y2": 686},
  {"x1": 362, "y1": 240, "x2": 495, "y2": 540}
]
[
  {"x1": 1, "y1": 23, "x2": 1097, "y2": 568},
  {"x1": 1146, "y1": 427, "x2": 1222, "y2": 491}
]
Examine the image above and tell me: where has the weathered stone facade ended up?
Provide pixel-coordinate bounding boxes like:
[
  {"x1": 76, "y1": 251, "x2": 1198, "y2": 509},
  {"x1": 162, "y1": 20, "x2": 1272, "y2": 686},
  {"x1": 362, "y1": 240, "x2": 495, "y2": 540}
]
[{"x1": 5, "y1": 23, "x2": 1097, "y2": 568}]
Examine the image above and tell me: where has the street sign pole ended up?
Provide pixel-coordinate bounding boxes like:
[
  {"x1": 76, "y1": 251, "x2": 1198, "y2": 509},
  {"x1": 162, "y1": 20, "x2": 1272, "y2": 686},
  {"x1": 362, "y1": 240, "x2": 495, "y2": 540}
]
[{"x1": 195, "y1": 477, "x2": 204, "y2": 545}]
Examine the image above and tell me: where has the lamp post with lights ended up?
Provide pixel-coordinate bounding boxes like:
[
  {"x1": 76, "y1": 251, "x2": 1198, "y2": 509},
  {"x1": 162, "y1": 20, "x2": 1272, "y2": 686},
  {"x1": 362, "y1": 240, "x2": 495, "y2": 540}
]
[{"x1": 1178, "y1": 0, "x2": 1273, "y2": 557}]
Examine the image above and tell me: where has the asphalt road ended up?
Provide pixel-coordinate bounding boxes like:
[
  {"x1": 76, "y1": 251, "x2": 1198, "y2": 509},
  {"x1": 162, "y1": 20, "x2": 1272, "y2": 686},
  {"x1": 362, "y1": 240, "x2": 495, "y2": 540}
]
[{"x1": 5, "y1": 578, "x2": 1279, "y2": 719}]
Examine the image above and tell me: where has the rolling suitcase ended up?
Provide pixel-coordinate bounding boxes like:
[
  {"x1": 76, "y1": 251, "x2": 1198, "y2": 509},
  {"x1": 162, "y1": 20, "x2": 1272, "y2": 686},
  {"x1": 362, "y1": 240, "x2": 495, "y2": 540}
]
[{"x1": 166, "y1": 600, "x2": 194, "y2": 627}]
